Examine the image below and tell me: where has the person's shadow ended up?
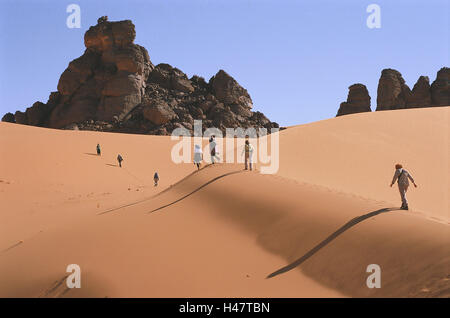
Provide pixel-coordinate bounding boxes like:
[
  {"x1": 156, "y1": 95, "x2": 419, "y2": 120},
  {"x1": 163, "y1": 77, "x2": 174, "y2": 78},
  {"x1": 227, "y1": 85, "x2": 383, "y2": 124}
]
[
  {"x1": 267, "y1": 207, "x2": 396, "y2": 279},
  {"x1": 106, "y1": 164, "x2": 118, "y2": 167}
]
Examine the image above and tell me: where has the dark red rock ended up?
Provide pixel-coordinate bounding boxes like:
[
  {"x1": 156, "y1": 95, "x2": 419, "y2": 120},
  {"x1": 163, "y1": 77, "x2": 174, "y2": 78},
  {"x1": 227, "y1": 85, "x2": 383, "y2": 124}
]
[
  {"x1": 2, "y1": 112, "x2": 15, "y2": 123},
  {"x1": 209, "y1": 70, "x2": 253, "y2": 109},
  {"x1": 148, "y1": 64, "x2": 194, "y2": 93},
  {"x1": 3, "y1": 17, "x2": 279, "y2": 135},
  {"x1": 337, "y1": 84, "x2": 371, "y2": 116},
  {"x1": 406, "y1": 76, "x2": 431, "y2": 108},
  {"x1": 431, "y1": 67, "x2": 449, "y2": 106},
  {"x1": 376, "y1": 69, "x2": 411, "y2": 111},
  {"x1": 25, "y1": 102, "x2": 52, "y2": 126},
  {"x1": 142, "y1": 100, "x2": 177, "y2": 125},
  {"x1": 14, "y1": 111, "x2": 27, "y2": 125}
]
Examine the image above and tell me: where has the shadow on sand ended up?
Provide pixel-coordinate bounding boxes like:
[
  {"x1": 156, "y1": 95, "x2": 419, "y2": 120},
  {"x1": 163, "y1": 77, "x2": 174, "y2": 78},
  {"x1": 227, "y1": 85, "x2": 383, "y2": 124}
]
[
  {"x1": 84, "y1": 153, "x2": 99, "y2": 156},
  {"x1": 1, "y1": 241, "x2": 24, "y2": 254},
  {"x1": 105, "y1": 163, "x2": 118, "y2": 167},
  {"x1": 147, "y1": 169, "x2": 246, "y2": 214},
  {"x1": 97, "y1": 164, "x2": 217, "y2": 216},
  {"x1": 266, "y1": 207, "x2": 396, "y2": 278}
]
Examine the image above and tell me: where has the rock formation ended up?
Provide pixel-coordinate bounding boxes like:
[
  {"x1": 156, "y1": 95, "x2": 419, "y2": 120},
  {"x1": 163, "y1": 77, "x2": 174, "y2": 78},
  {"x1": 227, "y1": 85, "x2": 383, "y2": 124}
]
[
  {"x1": 376, "y1": 69, "x2": 411, "y2": 111},
  {"x1": 335, "y1": 67, "x2": 448, "y2": 117},
  {"x1": 336, "y1": 84, "x2": 371, "y2": 116},
  {"x1": 430, "y1": 67, "x2": 449, "y2": 106},
  {"x1": 3, "y1": 18, "x2": 279, "y2": 135},
  {"x1": 406, "y1": 76, "x2": 431, "y2": 108}
]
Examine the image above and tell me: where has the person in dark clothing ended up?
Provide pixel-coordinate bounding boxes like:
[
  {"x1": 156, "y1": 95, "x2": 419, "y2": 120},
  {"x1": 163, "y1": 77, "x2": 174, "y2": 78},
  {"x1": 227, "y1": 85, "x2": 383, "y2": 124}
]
[
  {"x1": 96, "y1": 143, "x2": 101, "y2": 156},
  {"x1": 154, "y1": 172, "x2": 159, "y2": 187},
  {"x1": 209, "y1": 135, "x2": 219, "y2": 164},
  {"x1": 117, "y1": 154, "x2": 123, "y2": 167}
]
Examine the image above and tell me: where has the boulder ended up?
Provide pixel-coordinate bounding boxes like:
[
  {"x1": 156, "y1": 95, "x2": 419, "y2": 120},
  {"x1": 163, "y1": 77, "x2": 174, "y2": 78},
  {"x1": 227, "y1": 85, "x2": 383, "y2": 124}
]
[
  {"x1": 142, "y1": 100, "x2": 177, "y2": 125},
  {"x1": 231, "y1": 104, "x2": 254, "y2": 118},
  {"x1": 251, "y1": 111, "x2": 271, "y2": 126},
  {"x1": 84, "y1": 19, "x2": 135, "y2": 52},
  {"x1": 97, "y1": 93, "x2": 142, "y2": 121},
  {"x1": 101, "y1": 44, "x2": 152, "y2": 75},
  {"x1": 209, "y1": 70, "x2": 253, "y2": 108},
  {"x1": 102, "y1": 74, "x2": 142, "y2": 97},
  {"x1": 148, "y1": 64, "x2": 194, "y2": 93}
]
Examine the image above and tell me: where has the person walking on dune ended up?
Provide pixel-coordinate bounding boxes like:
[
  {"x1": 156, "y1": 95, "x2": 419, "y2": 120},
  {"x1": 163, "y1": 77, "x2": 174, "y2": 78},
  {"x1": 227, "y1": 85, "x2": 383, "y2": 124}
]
[
  {"x1": 193, "y1": 144, "x2": 203, "y2": 170},
  {"x1": 209, "y1": 136, "x2": 219, "y2": 164},
  {"x1": 390, "y1": 163, "x2": 417, "y2": 210},
  {"x1": 154, "y1": 172, "x2": 159, "y2": 187},
  {"x1": 96, "y1": 143, "x2": 101, "y2": 156},
  {"x1": 117, "y1": 154, "x2": 124, "y2": 168},
  {"x1": 241, "y1": 140, "x2": 254, "y2": 171}
]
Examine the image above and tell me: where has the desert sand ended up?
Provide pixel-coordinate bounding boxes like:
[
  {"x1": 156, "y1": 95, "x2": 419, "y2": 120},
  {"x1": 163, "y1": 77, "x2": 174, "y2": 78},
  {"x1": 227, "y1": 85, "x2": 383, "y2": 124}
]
[{"x1": 0, "y1": 107, "x2": 448, "y2": 297}]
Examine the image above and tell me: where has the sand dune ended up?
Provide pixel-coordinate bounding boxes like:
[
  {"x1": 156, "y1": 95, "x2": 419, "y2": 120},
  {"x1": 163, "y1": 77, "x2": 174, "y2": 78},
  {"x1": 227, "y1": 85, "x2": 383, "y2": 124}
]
[
  {"x1": 276, "y1": 107, "x2": 449, "y2": 223},
  {"x1": 0, "y1": 107, "x2": 448, "y2": 297}
]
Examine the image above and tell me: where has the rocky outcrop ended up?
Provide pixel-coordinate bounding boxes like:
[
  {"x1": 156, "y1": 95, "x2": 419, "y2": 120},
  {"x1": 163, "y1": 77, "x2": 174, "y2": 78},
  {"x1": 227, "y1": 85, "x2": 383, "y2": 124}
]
[
  {"x1": 336, "y1": 67, "x2": 448, "y2": 116},
  {"x1": 47, "y1": 18, "x2": 153, "y2": 128},
  {"x1": 430, "y1": 67, "x2": 449, "y2": 106},
  {"x1": 376, "y1": 69, "x2": 411, "y2": 111},
  {"x1": 3, "y1": 17, "x2": 279, "y2": 135},
  {"x1": 210, "y1": 70, "x2": 253, "y2": 109},
  {"x1": 336, "y1": 84, "x2": 371, "y2": 116},
  {"x1": 10, "y1": 97, "x2": 56, "y2": 126},
  {"x1": 148, "y1": 64, "x2": 194, "y2": 93},
  {"x1": 2, "y1": 112, "x2": 15, "y2": 123},
  {"x1": 406, "y1": 76, "x2": 431, "y2": 108}
]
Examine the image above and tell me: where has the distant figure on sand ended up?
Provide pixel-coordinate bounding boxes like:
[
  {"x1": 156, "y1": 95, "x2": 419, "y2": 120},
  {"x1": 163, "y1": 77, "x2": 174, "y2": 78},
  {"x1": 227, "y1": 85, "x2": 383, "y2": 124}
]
[
  {"x1": 209, "y1": 136, "x2": 219, "y2": 164},
  {"x1": 117, "y1": 154, "x2": 123, "y2": 168},
  {"x1": 96, "y1": 143, "x2": 101, "y2": 155},
  {"x1": 241, "y1": 140, "x2": 254, "y2": 171},
  {"x1": 154, "y1": 172, "x2": 159, "y2": 187},
  {"x1": 390, "y1": 163, "x2": 417, "y2": 210},
  {"x1": 193, "y1": 144, "x2": 203, "y2": 170}
]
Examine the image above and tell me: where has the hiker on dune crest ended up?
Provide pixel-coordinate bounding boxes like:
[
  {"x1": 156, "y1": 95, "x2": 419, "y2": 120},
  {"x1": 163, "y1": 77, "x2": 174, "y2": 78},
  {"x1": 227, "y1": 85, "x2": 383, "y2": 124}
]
[
  {"x1": 96, "y1": 143, "x2": 101, "y2": 155},
  {"x1": 390, "y1": 163, "x2": 417, "y2": 210},
  {"x1": 209, "y1": 136, "x2": 219, "y2": 164},
  {"x1": 193, "y1": 144, "x2": 203, "y2": 170},
  {"x1": 242, "y1": 139, "x2": 254, "y2": 171}
]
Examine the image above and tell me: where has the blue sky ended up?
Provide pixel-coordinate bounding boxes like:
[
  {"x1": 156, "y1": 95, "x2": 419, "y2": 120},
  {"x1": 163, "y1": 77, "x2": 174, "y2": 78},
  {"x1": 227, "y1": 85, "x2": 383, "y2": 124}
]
[{"x1": 0, "y1": 0, "x2": 448, "y2": 126}]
